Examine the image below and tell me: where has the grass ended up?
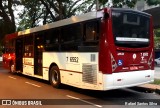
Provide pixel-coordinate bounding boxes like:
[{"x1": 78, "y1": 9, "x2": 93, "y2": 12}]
[{"x1": 151, "y1": 79, "x2": 160, "y2": 85}]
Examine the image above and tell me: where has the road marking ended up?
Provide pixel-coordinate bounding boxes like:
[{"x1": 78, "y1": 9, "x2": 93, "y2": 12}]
[
  {"x1": 25, "y1": 82, "x2": 41, "y2": 88},
  {"x1": 8, "y1": 76, "x2": 17, "y2": 79},
  {"x1": 66, "y1": 95, "x2": 102, "y2": 108}
]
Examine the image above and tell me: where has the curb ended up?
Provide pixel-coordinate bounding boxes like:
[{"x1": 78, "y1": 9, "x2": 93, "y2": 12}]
[
  {"x1": 155, "y1": 89, "x2": 160, "y2": 95},
  {"x1": 137, "y1": 84, "x2": 160, "y2": 95}
]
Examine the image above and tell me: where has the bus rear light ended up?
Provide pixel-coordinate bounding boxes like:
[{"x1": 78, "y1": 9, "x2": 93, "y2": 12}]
[
  {"x1": 111, "y1": 53, "x2": 117, "y2": 72},
  {"x1": 148, "y1": 49, "x2": 153, "y2": 68},
  {"x1": 112, "y1": 61, "x2": 116, "y2": 65}
]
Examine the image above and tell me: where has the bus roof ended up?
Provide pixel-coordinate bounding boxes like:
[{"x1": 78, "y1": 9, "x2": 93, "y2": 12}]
[{"x1": 18, "y1": 10, "x2": 103, "y2": 36}]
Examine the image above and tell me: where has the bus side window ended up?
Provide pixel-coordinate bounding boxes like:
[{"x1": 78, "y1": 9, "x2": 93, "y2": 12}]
[
  {"x1": 61, "y1": 24, "x2": 82, "y2": 51},
  {"x1": 78, "y1": 20, "x2": 100, "y2": 52},
  {"x1": 83, "y1": 20, "x2": 99, "y2": 46},
  {"x1": 44, "y1": 29, "x2": 59, "y2": 51},
  {"x1": 24, "y1": 35, "x2": 34, "y2": 57}
]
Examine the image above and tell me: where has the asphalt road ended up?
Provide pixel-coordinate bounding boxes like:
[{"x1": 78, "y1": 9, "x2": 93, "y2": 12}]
[{"x1": 0, "y1": 64, "x2": 160, "y2": 108}]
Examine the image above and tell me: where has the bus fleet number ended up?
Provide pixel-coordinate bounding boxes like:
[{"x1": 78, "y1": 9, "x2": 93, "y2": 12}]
[{"x1": 66, "y1": 57, "x2": 79, "y2": 63}]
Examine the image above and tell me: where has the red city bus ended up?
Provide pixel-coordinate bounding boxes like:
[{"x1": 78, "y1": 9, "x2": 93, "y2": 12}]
[
  {"x1": 2, "y1": 33, "x2": 17, "y2": 72},
  {"x1": 3, "y1": 8, "x2": 154, "y2": 90}
]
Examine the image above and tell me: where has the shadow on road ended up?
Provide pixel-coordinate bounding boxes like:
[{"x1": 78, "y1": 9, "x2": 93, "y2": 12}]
[{"x1": 62, "y1": 85, "x2": 143, "y2": 99}]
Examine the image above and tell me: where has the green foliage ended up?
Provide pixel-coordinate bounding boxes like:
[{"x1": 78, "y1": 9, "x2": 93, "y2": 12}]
[
  {"x1": 154, "y1": 28, "x2": 160, "y2": 49},
  {"x1": 17, "y1": 0, "x2": 98, "y2": 30},
  {"x1": 151, "y1": 79, "x2": 160, "y2": 85},
  {"x1": 154, "y1": 28, "x2": 160, "y2": 37},
  {"x1": 0, "y1": 0, "x2": 20, "y2": 42},
  {"x1": 17, "y1": 0, "x2": 143, "y2": 30},
  {"x1": 3, "y1": 0, "x2": 160, "y2": 33},
  {"x1": 17, "y1": 0, "x2": 42, "y2": 31},
  {"x1": 146, "y1": 0, "x2": 160, "y2": 6},
  {"x1": 154, "y1": 37, "x2": 160, "y2": 49},
  {"x1": 112, "y1": 0, "x2": 138, "y2": 8},
  {"x1": 99, "y1": 0, "x2": 109, "y2": 6}
]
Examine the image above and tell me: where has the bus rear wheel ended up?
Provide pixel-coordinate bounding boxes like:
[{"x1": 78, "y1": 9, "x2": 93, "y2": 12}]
[{"x1": 49, "y1": 66, "x2": 61, "y2": 88}]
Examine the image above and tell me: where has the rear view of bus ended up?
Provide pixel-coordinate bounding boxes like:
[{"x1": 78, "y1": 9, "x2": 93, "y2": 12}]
[{"x1": 100, "y1": 8, "x2": 154, "y2": 90}]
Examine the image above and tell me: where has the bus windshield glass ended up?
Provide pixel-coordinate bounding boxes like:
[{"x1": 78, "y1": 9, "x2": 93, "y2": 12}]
[{"x1": 112, "y1": 10, "x2": 150, "y2": 48}]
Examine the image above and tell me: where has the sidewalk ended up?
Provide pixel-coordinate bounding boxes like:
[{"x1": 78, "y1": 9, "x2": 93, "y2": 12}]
[
  {"x1": 138, "y1": 83, "x2": 160, "y2": 95},
  {"x1": 155, "y1": 67, "x2": 160, "y2": 79}
]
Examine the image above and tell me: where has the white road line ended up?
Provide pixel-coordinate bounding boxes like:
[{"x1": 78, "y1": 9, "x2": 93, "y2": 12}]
[
  {"x1": 8, "y1": 76, "x2": 17, "y2": 80},
  {"x1": 25, "y1": 82, "x2": 41, "y2": 88},
  {"x1": 66, "y1": 95, "x2": 102, "y2": 108}
]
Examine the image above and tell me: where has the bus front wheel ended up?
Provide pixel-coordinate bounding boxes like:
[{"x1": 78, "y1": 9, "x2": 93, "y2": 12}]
[{"x1": 49, "y1": 66, "x2": 61, "y2": 88}]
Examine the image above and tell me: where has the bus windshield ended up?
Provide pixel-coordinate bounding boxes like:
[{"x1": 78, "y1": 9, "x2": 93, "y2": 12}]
[{"x1": 112, "y1": 10, "x2": 150, "y2": 48}]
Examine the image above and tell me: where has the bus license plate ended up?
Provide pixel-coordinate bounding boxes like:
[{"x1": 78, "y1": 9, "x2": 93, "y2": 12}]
[{"x1": 130, "y1": 66, "x2": 138, "y2": 70}]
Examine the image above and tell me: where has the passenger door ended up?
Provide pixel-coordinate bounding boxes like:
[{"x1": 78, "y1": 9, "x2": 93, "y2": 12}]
[
  {"x1": 34, "y1": 34, "x2": 43, "y2": 76},
  {"x1": 15, "y1": 38, "x2": 23, "y2": 72}
]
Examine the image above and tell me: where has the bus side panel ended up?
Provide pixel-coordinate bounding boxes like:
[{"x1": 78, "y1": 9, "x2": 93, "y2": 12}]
[
  {"x1": 43, "y1": 52, "x2": 104, "y2": 90},
  {"x1": 103, "y1": 70, "x2": 154, "y2": 90},
  {"x1": 23, "y1": 58, "x2": 34, "y2": 76},
  {"x1": 42, "y1": 52, "x2": 66, "y2": 80}
]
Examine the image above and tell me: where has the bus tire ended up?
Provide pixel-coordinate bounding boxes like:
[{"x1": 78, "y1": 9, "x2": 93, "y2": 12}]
[
  {"x1": 10, "y1": 63, "x2": 15, "y2": 74},
  {"x1": 49, "y1": 66, "x2": 61, "y2": 88}
]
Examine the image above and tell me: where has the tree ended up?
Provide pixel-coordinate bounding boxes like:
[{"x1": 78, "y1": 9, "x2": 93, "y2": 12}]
[
  {"x1": 18, "y1": 0, "x2": 140, "y2": 30},
  {"x1": 146, "y1": 0, "x2": 160, "y2": 6},
  {"x1": 17, "y1": 0, "x2": 160, "y2": 31},
  {"x1": 0, "y1": 0, "x2": 20, "y2": 40},
  {"x1": 97, "y1": 0, "x2": 138, "y2": 8},
  {"x1": 18, "y1": 0, "x2": 98, "y2": 30},
  {"x1": 39, "y1": 0, "x2": 97, "y2": 21},
  {"x1": 154, "y1": 28, "x2": 160, "y2": 49},
  {"x1": 17, "y1": 0, "x2": 43, "y2": 30}
]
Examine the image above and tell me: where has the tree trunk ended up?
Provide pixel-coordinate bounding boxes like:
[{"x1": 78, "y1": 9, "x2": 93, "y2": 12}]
[{"x1": 0, "y1": 0, "x2": 16, "y2": 36}]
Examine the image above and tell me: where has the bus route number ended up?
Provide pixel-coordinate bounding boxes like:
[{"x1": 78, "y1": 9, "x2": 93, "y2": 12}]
[{"x1": 66, "y1": 57, "x2": 79, "y2": 63}]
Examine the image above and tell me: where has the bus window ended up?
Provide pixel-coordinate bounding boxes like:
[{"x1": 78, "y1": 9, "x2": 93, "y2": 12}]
[
  {"x1": 24, "y1": 35, "x2": 33, "y2": 57},
  {"x1": 61, "y1": 24, "x2": 82, "y2": 51},
  {"x1": 4, "y1": 48, "x2": 15, "y2": 53},
  {"x1": 112, "y1": 11, "x2": 150, "y2": 48},
  {"x1": 44, "y1": 29, "x2": 59, "y2": 51},
  {"x1": 83, "y1": 20, "x2": 100, "y2": 47},
  {"x1": 85, "y1": 20, "x2": 99, "y2": 41}
]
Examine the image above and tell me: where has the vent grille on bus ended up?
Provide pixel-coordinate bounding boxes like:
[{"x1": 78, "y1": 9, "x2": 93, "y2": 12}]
[{"x1": 82, "y1": 63, "x2": 97, "y2": 84}]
